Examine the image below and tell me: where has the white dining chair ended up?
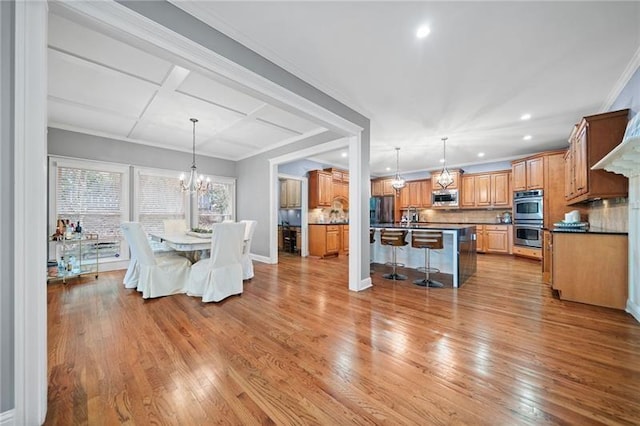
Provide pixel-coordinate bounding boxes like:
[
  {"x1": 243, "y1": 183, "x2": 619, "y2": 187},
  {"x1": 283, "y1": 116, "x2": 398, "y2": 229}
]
[
  {"x1": 120, "y1": 222, "x2": 191, "y2": 299},
  {"x1": 186, "y1": 222, "x2": 245, "y2": 302},
  {"x1": 240, "y1": 220, "x2": 257, "y2": 280}
]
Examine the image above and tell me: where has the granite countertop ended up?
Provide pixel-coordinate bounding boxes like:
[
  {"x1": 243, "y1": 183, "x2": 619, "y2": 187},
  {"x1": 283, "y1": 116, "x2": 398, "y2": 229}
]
[
  {"x1": 370, "y1": 223, "x2": 476, "y2": 230},
  {"x1": 551, "y1": 227, "x2": 628, "y2": 235}
]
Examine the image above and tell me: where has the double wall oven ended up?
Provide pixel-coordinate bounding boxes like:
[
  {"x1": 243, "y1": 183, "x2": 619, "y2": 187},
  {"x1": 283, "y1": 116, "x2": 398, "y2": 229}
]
[{"x1": 513, "y1": 189, "x2": 543, "y2": 248}]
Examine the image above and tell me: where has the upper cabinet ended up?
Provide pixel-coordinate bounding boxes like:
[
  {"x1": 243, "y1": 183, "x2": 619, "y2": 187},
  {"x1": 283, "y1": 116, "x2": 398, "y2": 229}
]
[
  {"x1": 279, "y1": 179, "x2": 301, "y2": 208},
  {"x1": 461, "y1": 171, "x2": 511, "y2": 209},
  {"x1": 371, "y1": 178, "x2": 397, "y2": 196},
  {"x1": 512, "y1": 157, "x2": 543, "y2": 191},
  {"x1": 431, "y1": 170, "x2": 462, "y2": 190},
  {"x1": 325, "y1": 168, "x2": 349, "y2": 200},
  {"x1": 398, "y1": 179, "x2": 431, "y2": 208},
  {"x1": 308, "y1": 170, "x2": 333, "y2": 208},
  {"x1": 565, "y1": 109, "x2": 629, "y2": 204}
]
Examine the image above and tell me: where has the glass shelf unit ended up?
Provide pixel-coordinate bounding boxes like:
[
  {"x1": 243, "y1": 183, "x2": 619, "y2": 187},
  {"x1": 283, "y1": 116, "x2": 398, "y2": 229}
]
[{"x1": 47, "y1": 233, "x2": 100, "y2": 283}]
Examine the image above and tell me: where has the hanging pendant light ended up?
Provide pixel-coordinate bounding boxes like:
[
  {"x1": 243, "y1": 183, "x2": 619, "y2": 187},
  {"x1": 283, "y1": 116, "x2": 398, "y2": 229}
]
[
  {"x1": 437, "y1": 137, "x2": 454, "y2": 189},
  {"x1": 391, "y1": 147, "x2": 406, "y2": 190},
  {"x1": 180, "y1": 118, "x2": 211, "y2": 193}
]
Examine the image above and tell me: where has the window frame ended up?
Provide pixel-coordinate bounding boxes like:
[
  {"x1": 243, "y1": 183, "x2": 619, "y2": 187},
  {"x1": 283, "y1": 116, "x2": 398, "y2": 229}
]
[{"x1": 48, "y1": 156, "x2": 131, "y2": 263}]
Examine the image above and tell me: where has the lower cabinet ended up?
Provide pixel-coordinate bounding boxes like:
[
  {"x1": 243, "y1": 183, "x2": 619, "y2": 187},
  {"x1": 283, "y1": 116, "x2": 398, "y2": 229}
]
[
  {"x1": 476, "y1": 225, "x2": 512, "y2": 254},
  {"x1": 542, "y1": 230, "x2": 552, "y2": 285},
  {"x1": 512, "y1": 245, "x2": 542, "y2": 260},
  {"x1": 341, "y1": 225, "x2": 349, "y2": 255},
  {"x1": 309, "y1": 225, "x2": 340, "y2": 258},
  {"x1": 552, "y1": 232, "x2": 627, "y2": 309}
]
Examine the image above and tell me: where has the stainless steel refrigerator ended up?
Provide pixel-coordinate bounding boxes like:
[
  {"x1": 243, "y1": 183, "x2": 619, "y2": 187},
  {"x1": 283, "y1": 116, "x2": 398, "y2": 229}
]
[{"x1": 370, "y1": 196, "x2": 395, "y2": 224}]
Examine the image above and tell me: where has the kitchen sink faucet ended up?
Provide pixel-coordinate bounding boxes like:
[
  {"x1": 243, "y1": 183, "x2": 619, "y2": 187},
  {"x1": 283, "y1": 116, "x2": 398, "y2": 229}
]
[{"x1": 408, "y1": 206, "x2": 419, "y2": 223}]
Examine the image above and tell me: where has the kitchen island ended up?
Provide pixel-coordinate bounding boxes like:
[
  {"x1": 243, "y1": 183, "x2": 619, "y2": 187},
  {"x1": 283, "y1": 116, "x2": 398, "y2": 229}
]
[{"x1": 370, "y1": 224, "x2": 477, "y2": 287}]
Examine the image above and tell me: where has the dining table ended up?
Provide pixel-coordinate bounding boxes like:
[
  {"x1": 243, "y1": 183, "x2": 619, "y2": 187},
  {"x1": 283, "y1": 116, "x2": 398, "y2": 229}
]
[{"x1": 149, "y1": 231, "x2": 212, "y2": 262}]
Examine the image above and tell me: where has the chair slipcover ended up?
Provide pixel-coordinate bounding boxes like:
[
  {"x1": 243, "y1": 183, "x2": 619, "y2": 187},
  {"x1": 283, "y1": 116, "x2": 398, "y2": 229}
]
[
  {"x1": 186, "y1": 222, "x2": 245, "y2": 302},
  {"x1": 120, "y1": 222, "x2": 191, "y2": 299},
  {"x1": 240, "y1": 220, "x2": 257, "y2": 280}
]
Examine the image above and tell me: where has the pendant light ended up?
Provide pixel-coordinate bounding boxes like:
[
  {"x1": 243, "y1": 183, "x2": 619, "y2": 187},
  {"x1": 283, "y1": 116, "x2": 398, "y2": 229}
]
[
  {"x1": 180, "y1": 118, "x2": 211, "y2": 193},
  {"x1": 437, "y1": 137, "x2": 454, "y2": 189},
  {"x1": 391, "y1": 147, "x2": 406, "y2": 190}
]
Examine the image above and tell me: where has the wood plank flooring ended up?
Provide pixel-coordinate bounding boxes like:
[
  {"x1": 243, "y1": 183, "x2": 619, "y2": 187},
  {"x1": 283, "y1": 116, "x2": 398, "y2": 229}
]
[{"x1": 45, "y1": 254, "x2": 640, "y2": 425}]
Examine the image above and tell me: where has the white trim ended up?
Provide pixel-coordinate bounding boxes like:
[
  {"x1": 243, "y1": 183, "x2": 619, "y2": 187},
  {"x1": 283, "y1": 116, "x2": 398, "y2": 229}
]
[
  {"x1": 52, "y1": 1, "x2": 364, "y2": 137},
  {"x1": 347, "y1": 134, "x2": 368, "y2": 292},
  {"x1": 250, "y1": 253, "x2": 273, "y2": 265},
  {"x1": 627, "y1": 299, "x2": 640, "y2": 323},
  {"x1": 0, "y1": 409, "x2": 15, "y2": 426},
  {"x1": 14, "y1": 1, "x2": 48, "y2": 424},
  {"x1": 235, "y1": 127, "x2": 328, "y2": 161},
  {"x1": 359, "y1": 277, "x2": 373, "y2": 292},
  {"x1": 601, "y1": 45, "x2": 640, "y2": 112},
  {"x1": 169, "y1": 1, "x2": 373, "y2": 121}
]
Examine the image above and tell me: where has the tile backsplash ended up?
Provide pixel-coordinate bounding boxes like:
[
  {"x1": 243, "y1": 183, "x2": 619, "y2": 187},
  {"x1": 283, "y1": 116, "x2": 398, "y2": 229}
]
[
  {"x1": 418, "y1": 208, "x2": 511, "y2": 224},
  {"x1": 308, "y1": 199, "x2": 349, "y2": 224},
  {"x1": 587, "y1": 198, "x2": 628, "y2": 231}
]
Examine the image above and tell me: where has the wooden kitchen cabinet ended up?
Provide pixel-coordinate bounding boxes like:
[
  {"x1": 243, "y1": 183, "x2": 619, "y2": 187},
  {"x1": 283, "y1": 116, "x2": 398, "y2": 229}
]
[
  {"x1": 512, "y1": 157, "x2": 543, "y2": 191},
  {"x1": 308, "y1": 170, "x2": 333, "y2": 208},
  {"x1": 399, "y1": 180, "x2": 427, "y2": 208},
  {"x1": 476, "y1": 225, "x2": 512, "y2": 254},
  {"x1": 309, "y1": 225, "x2": 340, "y2": 258},
  {"x1": 542, "y1": 230, "x2": 552, "y2": 285},
  {"x1": 371, "y1": 178, "x2": 397, "y2": 196},
  {"x1": 552, "y1": 232, "x2": 627, "y2": 309},
  {"x1": 325, "y1": 168, "x2": 349, "y2": 200},
  {"x1": 341, "y1": 225, "x2": 349, "y2": 255},
  {"x1": 460, "y1": 175, "x2": 476, "y2": 208},
  {"x1": 565, "y1": 109, "x2": 629, "y2": 204},
  {"x1": 461, "y1": 171, "x2": 511, "y2": 209},
  {"x1": 279, "y1": 179, "x2": 301, "y2": 208}
]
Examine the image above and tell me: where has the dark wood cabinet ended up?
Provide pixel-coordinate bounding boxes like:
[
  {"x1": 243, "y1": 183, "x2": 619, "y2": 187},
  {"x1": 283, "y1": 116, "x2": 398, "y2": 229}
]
[{"x1": 565, "y1": 109, "x2": 629, "y2": 204}]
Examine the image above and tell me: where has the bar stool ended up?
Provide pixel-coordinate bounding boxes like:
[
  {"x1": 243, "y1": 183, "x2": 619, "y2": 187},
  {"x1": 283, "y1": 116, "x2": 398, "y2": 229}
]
[
  {"x1": 411, "y1": 230, "x2": 444, "y2": 288},
  {"x1": 380, "y1": 229, "x2": 408, "y2": 280}
]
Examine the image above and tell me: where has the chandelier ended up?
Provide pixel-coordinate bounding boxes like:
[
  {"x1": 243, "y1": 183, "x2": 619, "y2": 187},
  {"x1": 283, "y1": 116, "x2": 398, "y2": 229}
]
[
  {"x1": 180, "y1": 118, "x2": 211, "y2": 193},
  {"x1": 391, "y1": 147, "x2": 406, "y2": 190},
  {"x1": 437, "y1": 137, "x2": 454, "y2": 189}
]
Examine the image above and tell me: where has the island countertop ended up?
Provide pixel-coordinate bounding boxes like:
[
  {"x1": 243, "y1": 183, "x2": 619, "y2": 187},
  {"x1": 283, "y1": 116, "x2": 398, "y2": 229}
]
[{"x1": 370, "y1": 223, "x2": 477, "y2": 231}]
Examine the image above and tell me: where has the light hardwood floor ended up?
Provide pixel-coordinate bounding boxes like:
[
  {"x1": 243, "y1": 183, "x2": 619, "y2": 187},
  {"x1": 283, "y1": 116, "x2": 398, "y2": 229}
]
[{"x1": 45, "y1": 254, "x2": 640, "y2": 425}]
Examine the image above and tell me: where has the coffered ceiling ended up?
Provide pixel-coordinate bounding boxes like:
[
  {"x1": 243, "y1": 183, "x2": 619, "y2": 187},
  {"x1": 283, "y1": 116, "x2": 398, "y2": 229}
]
[
  {"x1": 47, "y1": 13, "x2": 326, "y2": 162},
  {"x1": 48, "y1": 2, "x2": 640, "y2": 176}
]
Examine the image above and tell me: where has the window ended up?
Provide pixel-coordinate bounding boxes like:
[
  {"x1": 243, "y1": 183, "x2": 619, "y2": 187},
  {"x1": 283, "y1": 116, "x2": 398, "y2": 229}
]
[
  {"x1": 134, "y1": 168, "x2": 187, "y2": 235},
  {"x1": 198, "y1": 177, "x2": 236, "y2": 227},
  {"x1": 49, "y1": 157, "x2": 130, "y2": 261}
]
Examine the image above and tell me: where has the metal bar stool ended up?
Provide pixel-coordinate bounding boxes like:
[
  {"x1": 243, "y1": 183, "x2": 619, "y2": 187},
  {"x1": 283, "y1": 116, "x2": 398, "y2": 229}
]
[
  {"x1": 411, "y1": 230, "x2": 444, "y2": 287},
  {"x1": 380, "y1": 229, "x2": 408, "y2": 280},
  {"x1": 370, "y1": 228, "x2": 376, "y2": 274}
]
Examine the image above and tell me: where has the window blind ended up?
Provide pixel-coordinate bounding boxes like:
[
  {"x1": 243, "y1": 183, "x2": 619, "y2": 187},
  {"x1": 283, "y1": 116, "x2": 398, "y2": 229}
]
[{"x1": 137, "y1": 172, "x2": 186, "y2": 234}]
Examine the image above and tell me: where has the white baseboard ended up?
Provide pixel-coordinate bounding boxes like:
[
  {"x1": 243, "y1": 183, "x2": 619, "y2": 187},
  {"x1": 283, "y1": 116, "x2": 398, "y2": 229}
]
[
  {"x1": 358, "y1": 277, "x2": 373, "y2": 292},
  {"x1": 251, "y1": 253, "x2": 272, "y2": 264},
  {"x1": 0, "y1": 409, "x2": 15, "y2": 426},
  {"x1": 627, "y1": 299, "x2": 640, "y2": 323}
]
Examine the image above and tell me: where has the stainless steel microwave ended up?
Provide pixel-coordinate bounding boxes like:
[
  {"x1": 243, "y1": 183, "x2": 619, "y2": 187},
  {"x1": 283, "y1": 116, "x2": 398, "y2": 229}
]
[{"x1": 432, "y1": 189, "x2": 459, "y2": 207}]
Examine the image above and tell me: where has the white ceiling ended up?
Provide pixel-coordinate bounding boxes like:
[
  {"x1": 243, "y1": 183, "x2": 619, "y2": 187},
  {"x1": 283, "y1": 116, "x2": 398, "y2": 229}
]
[{"x1": 48, "y1": 2, "x2": 640, "y2": 176}]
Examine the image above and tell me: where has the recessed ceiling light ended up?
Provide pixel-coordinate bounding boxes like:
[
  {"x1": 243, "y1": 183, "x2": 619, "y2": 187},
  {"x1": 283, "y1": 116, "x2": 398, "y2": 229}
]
[
  {"x1": 341, "y1": 152, "x2": 347, "y2": 158},
  {"x1": 523, "y1": 135, "x2": 532, "y2": 141},
  {"x1": 439, "y1": 158, "x2": 445, "y2": 163},
  {"x1": 521, "y1": 113, "x2": 532, "y2": 120},
  {"x1": 386, "y1": 167, "x2": 391, "y2": 171},
  {"x1": 478, "y1": 152, "x2": 485, "y2": 157},
  {"x1": 416, "y1": 25, "x2": 431, "y2": 39}
]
